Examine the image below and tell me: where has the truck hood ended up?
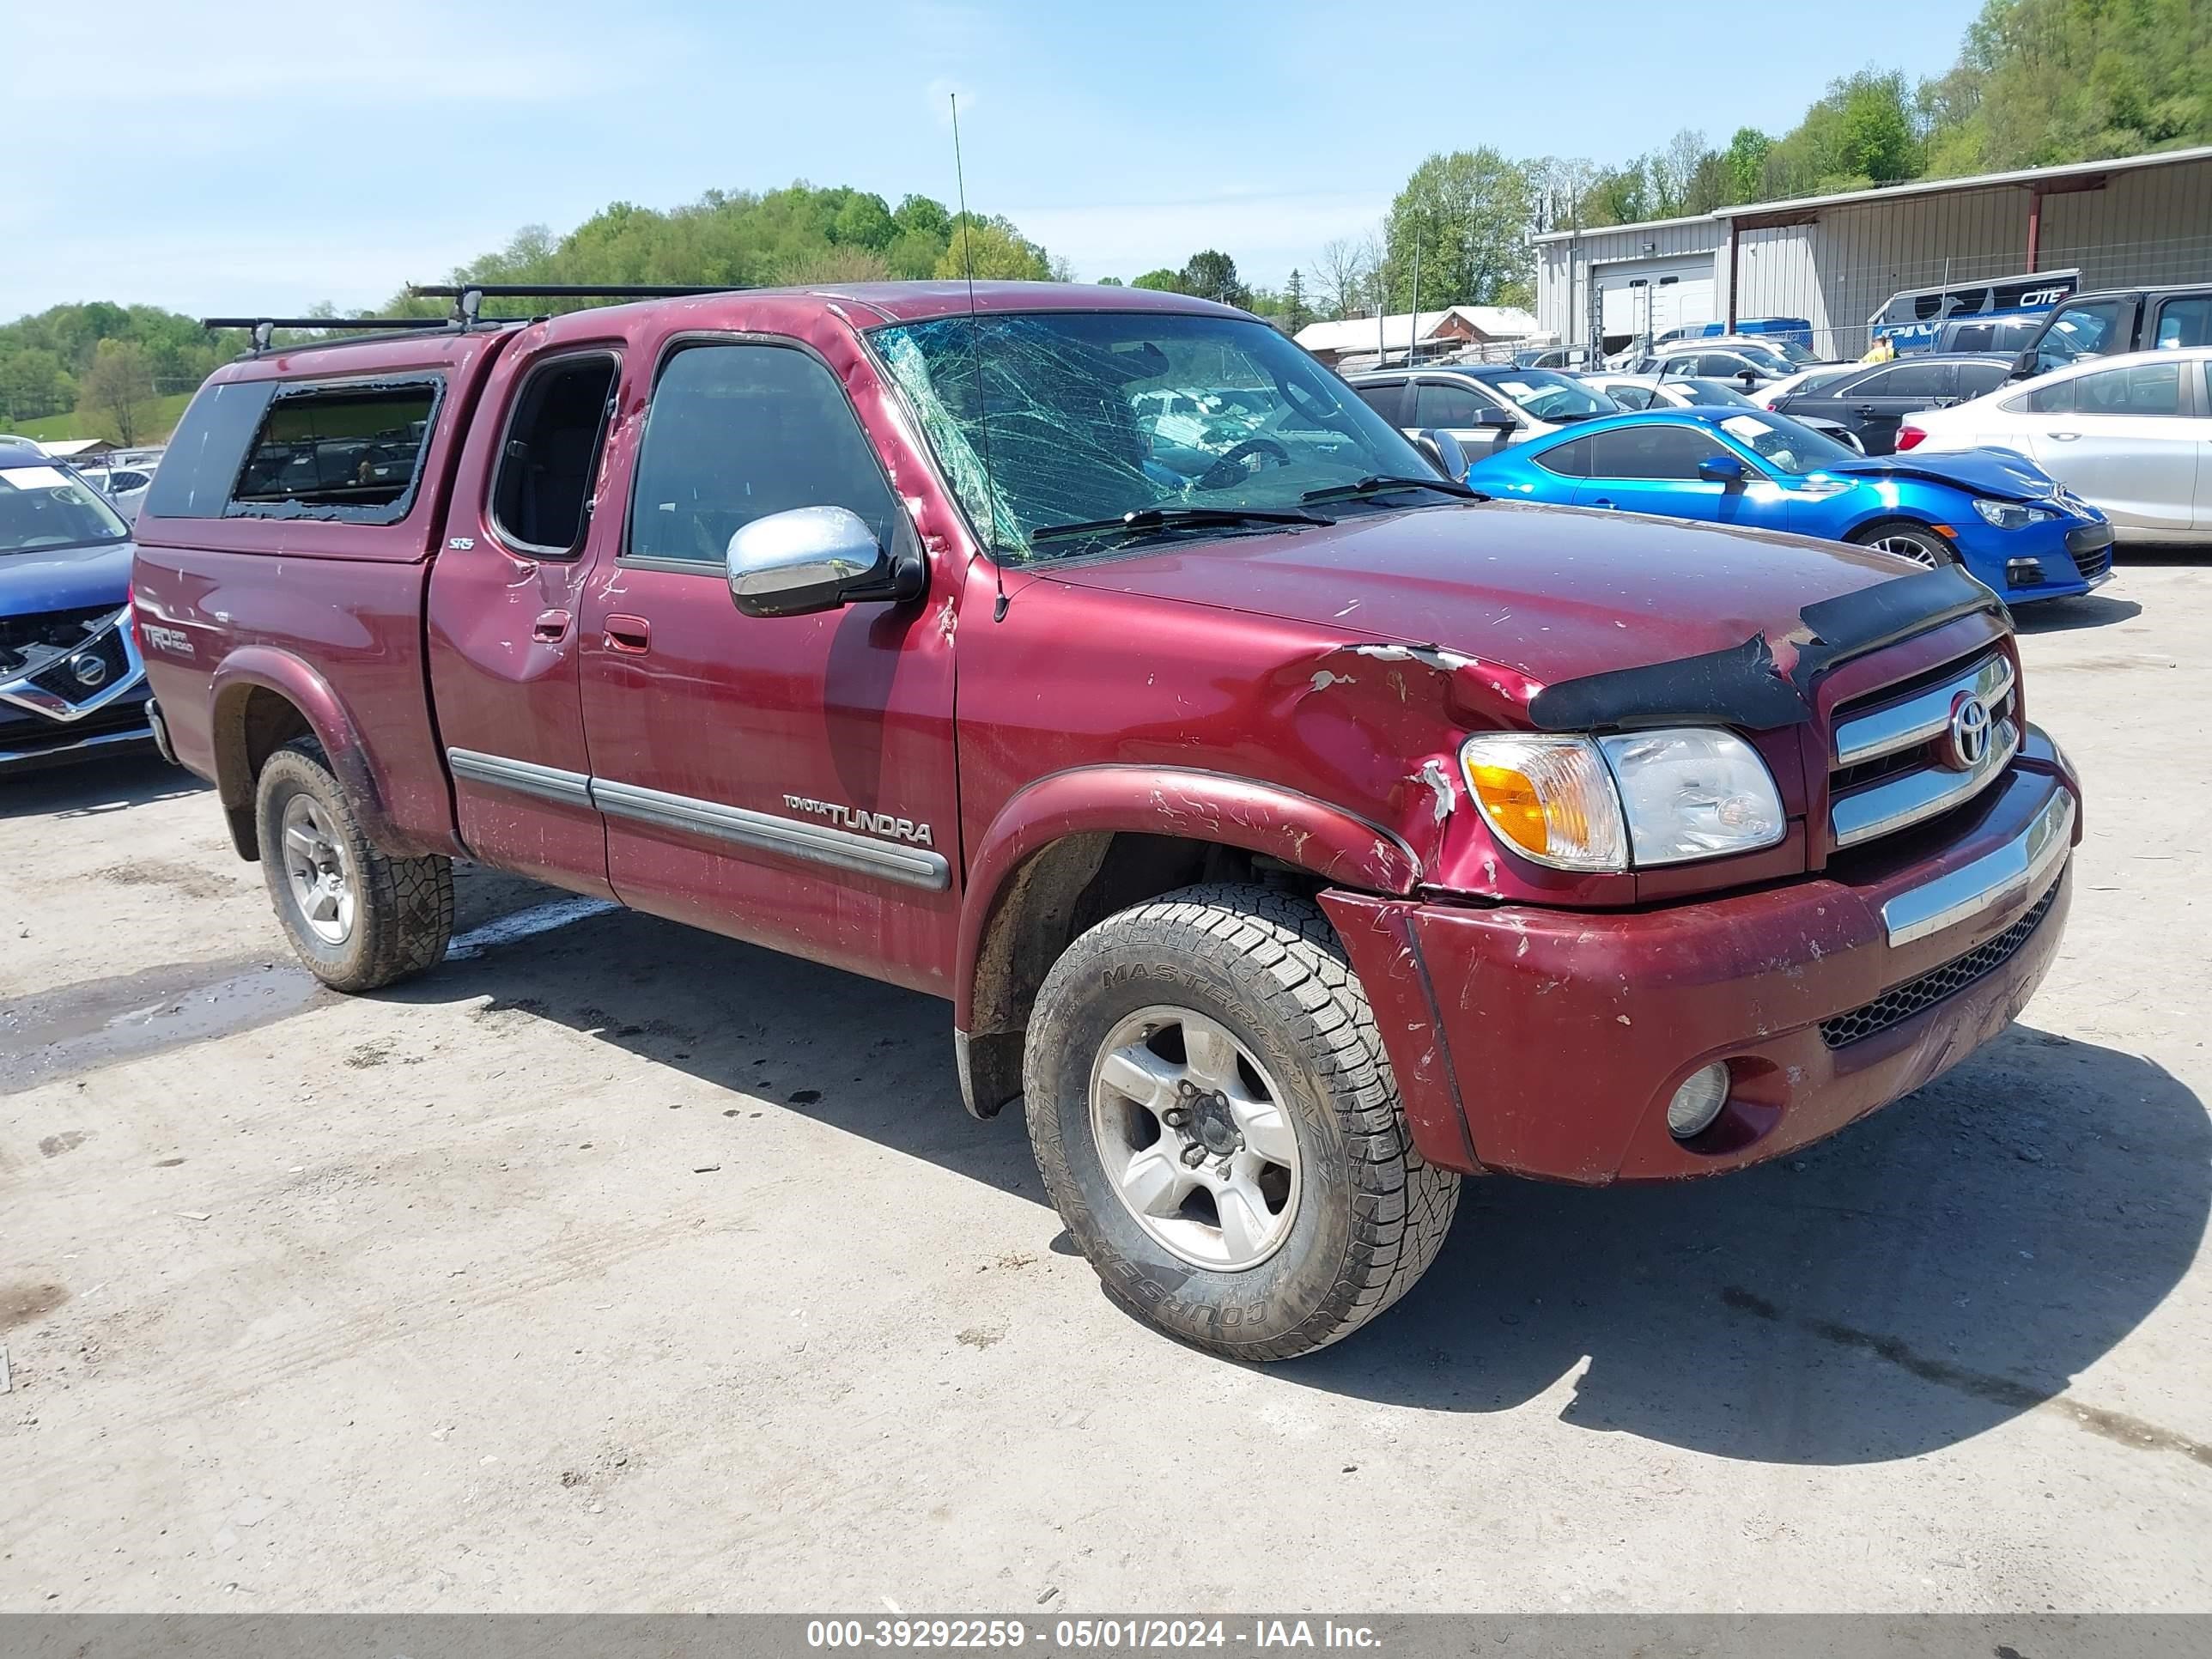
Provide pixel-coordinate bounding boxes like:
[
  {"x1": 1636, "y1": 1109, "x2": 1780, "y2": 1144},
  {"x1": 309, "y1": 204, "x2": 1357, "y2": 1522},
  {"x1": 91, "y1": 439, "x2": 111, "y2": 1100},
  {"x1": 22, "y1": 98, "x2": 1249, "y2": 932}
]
[
  {"x1": 1034, "y1": 501, "x2": 1911, "y2": 694},
  {"x1": 1, "y1": 538, "x2": 135, "y2": 617},
  {"x1": 1818, "y1": 446, "x2": 2065, "y2": 503}
]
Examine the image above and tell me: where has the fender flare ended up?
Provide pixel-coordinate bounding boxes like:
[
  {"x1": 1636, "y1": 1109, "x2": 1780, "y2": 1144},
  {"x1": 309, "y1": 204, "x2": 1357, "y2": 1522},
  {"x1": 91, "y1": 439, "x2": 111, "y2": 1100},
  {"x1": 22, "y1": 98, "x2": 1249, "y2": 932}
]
[
  {"x1": 954, "y1": 763, "x2": 1420, "y2": 1030},
  {"x1": 207, "y1": 645, "x2": 407, "y2": 859}
]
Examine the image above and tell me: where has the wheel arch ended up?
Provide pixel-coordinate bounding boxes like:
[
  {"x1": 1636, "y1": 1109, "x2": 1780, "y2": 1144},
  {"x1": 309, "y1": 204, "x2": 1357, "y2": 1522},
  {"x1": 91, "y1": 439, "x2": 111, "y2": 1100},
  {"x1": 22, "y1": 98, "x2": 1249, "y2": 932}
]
[
  {"x1": 951, "y1": 766, "x2": 1420, "y2": 1120},
  {"x1": 208, "y1": 647, "x2": 401, "y2": 861}
]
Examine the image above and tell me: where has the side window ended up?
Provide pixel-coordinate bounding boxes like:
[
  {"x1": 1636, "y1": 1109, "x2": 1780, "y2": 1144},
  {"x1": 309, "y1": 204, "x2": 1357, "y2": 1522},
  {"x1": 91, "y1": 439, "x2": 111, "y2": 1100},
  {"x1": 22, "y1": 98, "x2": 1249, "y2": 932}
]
[
  {"x1": 1414, "y1": 380, "x2": 1497, "y2": 427},
  {"x1": 229, "y1": 379, "x2": 441, "y2": 523},
  {"x1": 490, "y1": 353, "x2": 619, "y2": 557},
  {"x1": 2036, "y1": 300, "x2": 2124, "y2": 371},
  {"x1": 1534, "y1": 435, "x2": 1591, "y2": 477},
  {"x1": 1956, "y1": 361, "x2": 2009, "y2": 398},
  {"x1": 2072, "y1": 362, "x2": 2183, "y2": 416},
  {"x1": 2023, "y1": 377, "x2": 2075, "y2": 415},
  {"x1": 1695, "y1": 354, "x2": 1741, "y2": 377},
  {"x1": 1877, "y1": 362, "x2": 1948, "y2": 399},
  {"x1": 1352, "y1": 381, "x2": 1406, "y2": 425},
  {"x1": 1609, "y1": 384, "x2": 1655, "y2": 410},
  {"x1": 2153, "y1": 297, "x2": 2212, "y2": 349},
  {"x1": 1588, "y1": 424, "x2": 1726, "y2": 480},
  {"x1": 1949, "y1": 323, "x2": 1993, "y2": 352},
  {"x1": 628, "y1": 342, "x2": 898, "y2": 566}
]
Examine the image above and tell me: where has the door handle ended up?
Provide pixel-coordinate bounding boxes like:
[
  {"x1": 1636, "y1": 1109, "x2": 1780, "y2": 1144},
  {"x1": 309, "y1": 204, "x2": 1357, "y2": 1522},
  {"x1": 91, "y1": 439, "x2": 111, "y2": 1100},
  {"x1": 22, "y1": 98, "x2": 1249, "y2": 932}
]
[
  {"x1": 532, "y1": 609, "x2": 572, "y2": 643},
  {"x1": 1855, "y1": 405, "x2": 1880, "y2": 416},
  {"x1": 604, "y1": 614, "x2": 653, "y2": 653},
  {"x1": 2051, "y1": 432, "x2": 2081, "y2": 441},
  {"x1": 1589, "y1": 498, "x2": 1617, "y2": 510}
]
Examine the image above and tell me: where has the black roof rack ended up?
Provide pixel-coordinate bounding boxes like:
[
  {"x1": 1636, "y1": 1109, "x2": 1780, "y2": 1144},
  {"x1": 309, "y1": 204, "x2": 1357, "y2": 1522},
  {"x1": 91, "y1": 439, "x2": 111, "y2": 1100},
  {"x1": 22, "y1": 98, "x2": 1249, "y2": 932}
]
[
  {"x1": 202, "y1": 314, "x2": 476, "y2": 356},
  {"x1": 407, "y1": 282, "x2": 741, "y2": 324}
]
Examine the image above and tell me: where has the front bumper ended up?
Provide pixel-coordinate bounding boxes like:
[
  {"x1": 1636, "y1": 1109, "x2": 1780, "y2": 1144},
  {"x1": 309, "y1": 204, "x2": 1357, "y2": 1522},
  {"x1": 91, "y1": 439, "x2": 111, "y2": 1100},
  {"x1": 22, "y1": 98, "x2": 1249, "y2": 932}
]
[
  {"x1": 0, "y1": 608, "x2": 156, "y2": 774},
  {"x1": 1323, "y1": 758, "x2": 2078, "y2": 1183},
  {"x1": 1950, "y1": 514, "x2": 2113, "y2": 603}
]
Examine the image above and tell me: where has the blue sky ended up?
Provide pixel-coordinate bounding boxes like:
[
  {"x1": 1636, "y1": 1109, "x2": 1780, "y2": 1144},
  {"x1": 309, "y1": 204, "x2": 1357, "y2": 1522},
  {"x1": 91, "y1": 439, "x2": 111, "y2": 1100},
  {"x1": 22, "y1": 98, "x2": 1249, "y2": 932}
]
[{"x1": 2, "y1": 0, "x2": 1989, "y2": 321}]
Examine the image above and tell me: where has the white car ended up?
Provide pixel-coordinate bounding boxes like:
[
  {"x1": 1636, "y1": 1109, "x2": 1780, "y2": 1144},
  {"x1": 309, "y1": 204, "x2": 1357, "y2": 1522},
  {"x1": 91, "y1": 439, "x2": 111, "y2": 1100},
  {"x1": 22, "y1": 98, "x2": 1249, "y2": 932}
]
[{"x1": 1899, "y1": 345, "x2": 2212, "y2": 543}]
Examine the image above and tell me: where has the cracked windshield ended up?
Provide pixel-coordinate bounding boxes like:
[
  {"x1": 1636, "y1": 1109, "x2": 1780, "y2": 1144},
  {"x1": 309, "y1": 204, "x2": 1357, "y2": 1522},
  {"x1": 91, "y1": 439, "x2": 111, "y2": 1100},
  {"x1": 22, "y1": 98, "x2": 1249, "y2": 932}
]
[{"x1": 873, "y1": 312, "x2": 1446, "y2": 556}]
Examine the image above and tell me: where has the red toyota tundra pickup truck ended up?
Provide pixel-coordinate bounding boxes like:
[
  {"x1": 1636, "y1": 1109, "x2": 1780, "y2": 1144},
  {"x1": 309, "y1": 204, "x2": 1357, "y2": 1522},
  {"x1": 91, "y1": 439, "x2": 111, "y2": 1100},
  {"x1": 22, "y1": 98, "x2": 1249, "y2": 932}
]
[{"x1": 131, "y1": 282, "x2": 2081, "y2": 1359}]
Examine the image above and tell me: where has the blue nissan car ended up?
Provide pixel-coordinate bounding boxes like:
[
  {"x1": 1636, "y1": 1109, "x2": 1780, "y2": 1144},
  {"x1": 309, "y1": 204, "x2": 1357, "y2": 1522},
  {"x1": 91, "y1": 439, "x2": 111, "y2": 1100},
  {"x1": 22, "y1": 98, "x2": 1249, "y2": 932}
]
[
  {"x1": 1, "y1": 436, "x2": 155, "y2": 773},
  {"x1": 1467, "y1": 406, "x2": 2114, "y2": 603}
]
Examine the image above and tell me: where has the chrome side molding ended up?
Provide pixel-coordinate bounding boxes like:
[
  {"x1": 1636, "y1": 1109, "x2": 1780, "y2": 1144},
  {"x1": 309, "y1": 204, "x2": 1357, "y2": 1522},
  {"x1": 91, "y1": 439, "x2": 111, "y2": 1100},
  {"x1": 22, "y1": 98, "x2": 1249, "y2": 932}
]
[
  {"x1": 590, "y1": 778, "x2": 951, "y2": 890},
  {"x1": 1881, "y1": 788, "x2": 2075, "y2": 948},
  {"x1": 447, "y1": 748, "x2": 593, "y2": 808}
]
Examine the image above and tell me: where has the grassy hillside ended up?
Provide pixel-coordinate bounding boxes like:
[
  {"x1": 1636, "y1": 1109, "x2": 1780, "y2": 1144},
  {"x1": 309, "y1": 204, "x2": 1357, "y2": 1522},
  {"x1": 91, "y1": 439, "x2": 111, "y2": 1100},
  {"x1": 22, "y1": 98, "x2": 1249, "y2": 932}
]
[{"x1": 2, "y1": 392, "x2": 194, "y2": 447}]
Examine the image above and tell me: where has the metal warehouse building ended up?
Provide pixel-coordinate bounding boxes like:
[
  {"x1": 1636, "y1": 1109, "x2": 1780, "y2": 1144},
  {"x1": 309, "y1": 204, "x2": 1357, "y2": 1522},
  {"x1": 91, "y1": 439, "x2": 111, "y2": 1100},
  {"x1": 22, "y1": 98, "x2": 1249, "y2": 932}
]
[{"x1": 1534, "y1": 145, "x2": 2212, "y2": 359}]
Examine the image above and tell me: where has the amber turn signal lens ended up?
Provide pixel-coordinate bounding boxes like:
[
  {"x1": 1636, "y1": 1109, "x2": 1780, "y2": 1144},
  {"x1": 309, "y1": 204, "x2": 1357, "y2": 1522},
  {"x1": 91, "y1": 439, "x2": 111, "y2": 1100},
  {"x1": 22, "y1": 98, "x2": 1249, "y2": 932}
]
[{"x1": 1459, "y1": 735, "x2": 1629, "y2": 872}]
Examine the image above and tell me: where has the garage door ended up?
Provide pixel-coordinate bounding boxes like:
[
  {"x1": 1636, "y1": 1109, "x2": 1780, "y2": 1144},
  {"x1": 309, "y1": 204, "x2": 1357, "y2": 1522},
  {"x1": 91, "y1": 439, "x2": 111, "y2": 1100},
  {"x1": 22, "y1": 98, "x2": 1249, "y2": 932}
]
[{"x1": 1600, "y1": 256, "x2": 1717, "y2": 340}]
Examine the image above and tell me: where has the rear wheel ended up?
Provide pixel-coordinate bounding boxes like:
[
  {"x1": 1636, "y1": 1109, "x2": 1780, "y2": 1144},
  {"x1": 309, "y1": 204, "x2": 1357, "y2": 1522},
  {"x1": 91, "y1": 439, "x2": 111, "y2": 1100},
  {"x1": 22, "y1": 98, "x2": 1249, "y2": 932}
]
[
  {"x1": 1851, "y1": 520, "x2": 1954, "y2": 569},
  {"x1": 1024, "y1": 884, "x2": 1459, "y2": 1361},
  {"x1": 255, "y1": 738, "x2": 453, "y2": 992}
]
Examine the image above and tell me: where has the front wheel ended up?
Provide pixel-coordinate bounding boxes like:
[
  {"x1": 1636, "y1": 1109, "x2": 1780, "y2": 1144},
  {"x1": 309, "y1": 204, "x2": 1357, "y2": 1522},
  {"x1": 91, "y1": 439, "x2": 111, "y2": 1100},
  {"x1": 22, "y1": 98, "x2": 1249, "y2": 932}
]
[
  {"x1": 255, "y1": 738, "x2": 453, "y2": 992},
  {"x1": 1850, "y1": 520, "x2": 1955, "y2": 569},
  {"x1": 1024, "y1": 884, "x2": 1459, "y2": 1361}
]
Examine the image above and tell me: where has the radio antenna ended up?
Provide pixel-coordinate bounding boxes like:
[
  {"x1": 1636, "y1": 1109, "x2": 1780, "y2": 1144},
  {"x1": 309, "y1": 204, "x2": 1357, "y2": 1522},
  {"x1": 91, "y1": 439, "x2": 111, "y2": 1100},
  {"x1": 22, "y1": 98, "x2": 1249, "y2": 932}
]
[{"x1": 951, "y1": 92, "x2": 1011, "y2": 623}]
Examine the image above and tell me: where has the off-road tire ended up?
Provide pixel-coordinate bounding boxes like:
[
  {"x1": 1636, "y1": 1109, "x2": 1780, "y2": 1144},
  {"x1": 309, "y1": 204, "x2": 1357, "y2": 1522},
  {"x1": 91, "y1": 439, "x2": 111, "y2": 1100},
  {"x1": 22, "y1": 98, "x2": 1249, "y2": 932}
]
[
  {"x1": 1024, "y1": 883, "x2": 1459, "y2": 1360},
  {"x1": 1850, "y1": 519, "x2": 1956, "y2": 569},
  {"x1": 255, "y1": 738, "x2": 453, "y2": 993}
]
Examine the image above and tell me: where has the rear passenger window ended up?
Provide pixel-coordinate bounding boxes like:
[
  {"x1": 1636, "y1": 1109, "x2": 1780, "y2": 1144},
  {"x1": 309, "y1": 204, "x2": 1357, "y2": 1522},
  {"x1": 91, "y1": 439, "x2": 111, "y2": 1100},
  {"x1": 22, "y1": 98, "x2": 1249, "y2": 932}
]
[
  {"x1": 229, "y1": 380, "x2": 441, "y2": 523},
  {"x1": 1414, "y1": 380, "x2": 1495, "y2": 428},
  {"x1": 1534, "y1": 436, "x2": 1591, "y2": 477},
  {"x1": 2074, "y1": 362, "x2": 2182, "y2": 415},
  {"x1": 1956, "y1": 362, "x2": 2009, "y2": 398},
  {"x1": 2154, "y1": 297, "x2": 2212, "y2": 349},
  {"x1": 628, "y1": 343, "x2": 897, "y2": 567},
  {"x1": 491, "y1": 353, "x2": 617, "y2": 557},
  {"x1": 1352, "y1": 382, "x2": 1406, "y2": 424}
]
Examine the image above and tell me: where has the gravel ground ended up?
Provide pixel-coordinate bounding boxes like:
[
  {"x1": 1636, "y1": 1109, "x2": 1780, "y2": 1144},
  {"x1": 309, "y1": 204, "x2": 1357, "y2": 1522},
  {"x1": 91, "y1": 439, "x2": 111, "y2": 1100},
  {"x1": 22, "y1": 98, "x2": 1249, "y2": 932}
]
[{"x1": 3, "y1": 560, "x2": 2207, "y2": 1613}]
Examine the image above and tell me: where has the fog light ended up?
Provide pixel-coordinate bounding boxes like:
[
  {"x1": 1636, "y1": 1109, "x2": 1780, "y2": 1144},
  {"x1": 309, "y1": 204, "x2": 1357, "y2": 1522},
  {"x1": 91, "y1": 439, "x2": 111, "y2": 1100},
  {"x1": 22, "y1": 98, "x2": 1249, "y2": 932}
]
[
  {"x1": 1666, "y1": 1062, "x2": 1730, "y2": 1139},
  {"x1": 2006, "y1": 557, "x2": 2045, "y2": 587}
]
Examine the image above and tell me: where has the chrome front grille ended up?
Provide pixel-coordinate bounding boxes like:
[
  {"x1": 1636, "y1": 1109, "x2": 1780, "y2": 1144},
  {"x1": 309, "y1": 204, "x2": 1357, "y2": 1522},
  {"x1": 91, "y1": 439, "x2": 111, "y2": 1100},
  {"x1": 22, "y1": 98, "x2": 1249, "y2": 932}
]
[{"x1": 1828, "y1": 648, "x2": 2017, "y2": 853}]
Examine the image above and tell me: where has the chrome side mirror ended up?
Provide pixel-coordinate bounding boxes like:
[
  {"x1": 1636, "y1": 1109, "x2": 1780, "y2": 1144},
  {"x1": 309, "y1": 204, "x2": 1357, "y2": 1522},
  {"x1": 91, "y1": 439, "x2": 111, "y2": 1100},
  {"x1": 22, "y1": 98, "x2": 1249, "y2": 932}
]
[{"x1": 726, "y1": 505, "x2": 912, "y2": 620}]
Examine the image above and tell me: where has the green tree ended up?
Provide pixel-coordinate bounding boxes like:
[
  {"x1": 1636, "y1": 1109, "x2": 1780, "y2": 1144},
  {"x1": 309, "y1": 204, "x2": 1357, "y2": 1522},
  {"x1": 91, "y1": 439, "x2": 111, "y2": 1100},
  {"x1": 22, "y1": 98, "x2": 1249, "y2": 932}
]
[
  {"x1": 1721, "y1": 127, "x2": 1774, "y2": 201},
  {"x1": 76, "y1": 340, "x2": 157, "y2": 444},
  {"x1": 934, "y1": 215, "x2": 1052, "y2": 281},
  {"x1": 1279, "y1": 270, "x2": 1314, "y2": 335},
  {"x1": 830, "y1": 191, "x2": 896, "y2": 250},
  {"x1": 1382, "y1": 149, "x2": 1534, "y2": 308},
  {"x1": 1, "y1": 348, "x2": 72, "y2": 422},
  {"x1": 1179, "y1": 250, "x2": 1250, "y2": 307},
  {"x1": 1130, "y1": 269, "x2": 1186, "y2": 292}
]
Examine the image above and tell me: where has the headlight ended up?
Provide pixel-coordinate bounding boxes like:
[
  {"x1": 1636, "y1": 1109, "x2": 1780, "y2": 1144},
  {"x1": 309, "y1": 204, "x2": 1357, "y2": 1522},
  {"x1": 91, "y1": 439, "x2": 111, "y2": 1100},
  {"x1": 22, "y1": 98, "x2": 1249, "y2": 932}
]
[
  {"x1": 1972, "y1": 498, "x2": 2053, "y2": 530},
  {"x1": 1597, "y1": 729, "x2": 1787, "y2": 866},
  {"x1": 1460, "y1": 728, "x2": 1785, "y2": 872},
  {"x1": 1459, "y1": 733, "x2": 1628, "y2": 871}
]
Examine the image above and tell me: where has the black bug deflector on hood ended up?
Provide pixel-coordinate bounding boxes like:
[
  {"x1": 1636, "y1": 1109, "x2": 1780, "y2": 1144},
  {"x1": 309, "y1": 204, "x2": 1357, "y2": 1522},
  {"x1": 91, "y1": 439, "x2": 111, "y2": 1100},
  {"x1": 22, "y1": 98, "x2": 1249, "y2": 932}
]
[{"x1": 1527, "y1": 563, "x2": 2006, "y2": 734}]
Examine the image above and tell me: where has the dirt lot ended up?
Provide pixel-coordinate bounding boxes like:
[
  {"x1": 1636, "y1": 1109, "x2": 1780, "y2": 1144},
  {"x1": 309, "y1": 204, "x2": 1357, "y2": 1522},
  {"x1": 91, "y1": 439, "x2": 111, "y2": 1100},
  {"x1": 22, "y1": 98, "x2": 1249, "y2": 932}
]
[{"x1": 3, "y1": 562, "x2": 2209, "y2": 1613}]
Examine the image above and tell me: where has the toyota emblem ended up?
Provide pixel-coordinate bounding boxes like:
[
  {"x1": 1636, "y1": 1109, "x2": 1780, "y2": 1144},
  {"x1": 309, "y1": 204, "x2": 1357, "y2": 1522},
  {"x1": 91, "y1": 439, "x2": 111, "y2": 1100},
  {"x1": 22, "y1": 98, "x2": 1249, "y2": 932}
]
[
  {"x1": 68, "y1": 652, "x2": 108, "y2": 690},
  {"x1": 1944, "y1": 692, "x2": 1990, "y2": 770}
]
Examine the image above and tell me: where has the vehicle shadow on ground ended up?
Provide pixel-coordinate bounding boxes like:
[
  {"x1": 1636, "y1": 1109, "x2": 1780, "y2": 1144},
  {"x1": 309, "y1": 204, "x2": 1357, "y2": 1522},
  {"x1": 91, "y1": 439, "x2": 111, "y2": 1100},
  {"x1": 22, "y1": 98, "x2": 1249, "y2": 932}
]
[
  {"x1": 0, "y1": 752, "x2": 206, "y2": 821},
  {"x1": 389, "y1": 897, "x2": 2211, "y2": 1469},
  {"x1": 2012, "y1": 593, "x2": 2142, "y2": 632}
]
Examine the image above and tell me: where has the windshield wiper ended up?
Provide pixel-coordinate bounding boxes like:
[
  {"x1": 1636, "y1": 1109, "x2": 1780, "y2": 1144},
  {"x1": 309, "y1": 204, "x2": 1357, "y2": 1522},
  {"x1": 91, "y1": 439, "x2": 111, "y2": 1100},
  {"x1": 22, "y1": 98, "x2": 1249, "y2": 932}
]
[
  {"x1": 1027, "y1": 504, "x2": 1334, "y2": 547},
  {"x1": 1300, "y1": 475, "x2": 1485, "y2": 505}
]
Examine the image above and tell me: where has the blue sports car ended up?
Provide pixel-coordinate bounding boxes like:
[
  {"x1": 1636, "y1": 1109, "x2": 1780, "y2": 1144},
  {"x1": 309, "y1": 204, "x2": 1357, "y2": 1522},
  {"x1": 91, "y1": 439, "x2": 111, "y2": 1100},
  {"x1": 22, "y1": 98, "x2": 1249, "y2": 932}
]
[{"x1": 1467, "y1": 406, "x2": 2115, "y2": 604}]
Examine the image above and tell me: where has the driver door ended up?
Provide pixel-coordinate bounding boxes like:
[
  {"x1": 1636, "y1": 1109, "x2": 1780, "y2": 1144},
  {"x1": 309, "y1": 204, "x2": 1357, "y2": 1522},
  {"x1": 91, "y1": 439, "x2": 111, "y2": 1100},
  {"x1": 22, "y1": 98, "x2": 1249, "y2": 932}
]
[
  {"x1": 1410, "y1": 377, "x2": 1520, "y2": 459},
  {"x1": 574, "y1": 331, "x2": 964, "y2": 993},
  {"x1": 1572, "y1": 423, "x2": 1778, "y2": 529}
]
